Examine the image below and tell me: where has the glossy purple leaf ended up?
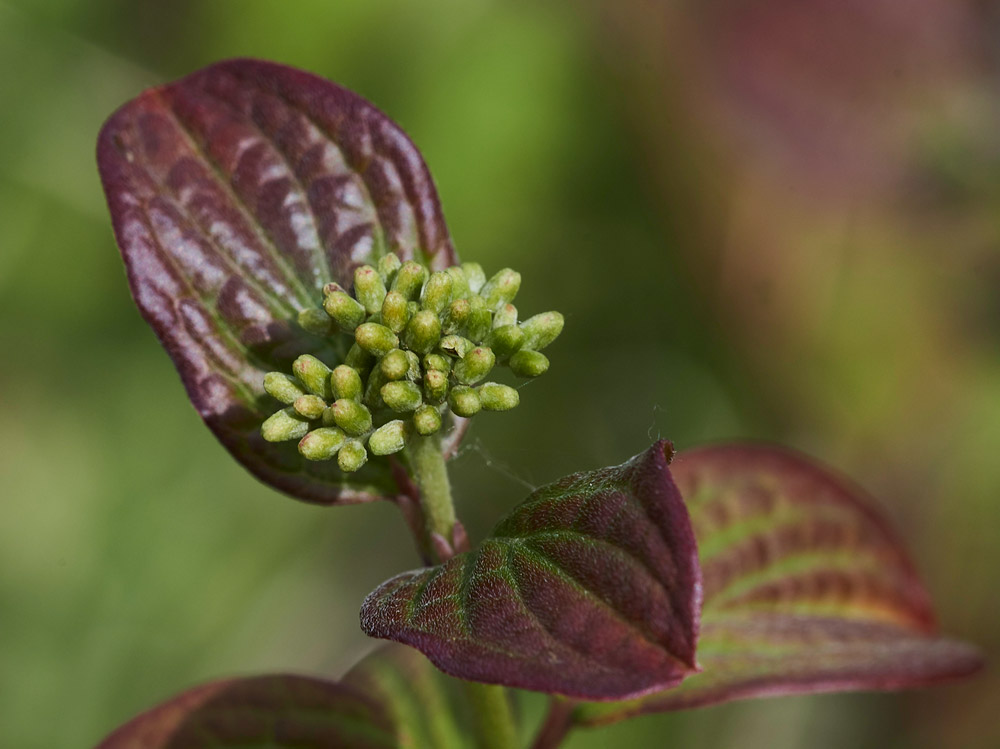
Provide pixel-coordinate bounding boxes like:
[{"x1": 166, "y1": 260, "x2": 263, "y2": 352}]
[
  {"x1": 97, "y1": 59, "x2": 458, "y2": 505},
  {"x1": 574, "y1": 444, "x2": 983, "y2": 725},
  {"x1": 360, "y1": 441, "x2": 702, "y2": 700}
]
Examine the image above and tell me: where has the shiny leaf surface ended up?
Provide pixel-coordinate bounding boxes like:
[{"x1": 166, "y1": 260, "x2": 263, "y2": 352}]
[
  {"x1": 97, "y1": 59, "x2": 458, "y2": 504},
  {"x1": 575, "y1": 444, "x2": 983, "y2": 724},
  {"x1": 360, "y1": 441, "x2": 702, "y2": 700}
]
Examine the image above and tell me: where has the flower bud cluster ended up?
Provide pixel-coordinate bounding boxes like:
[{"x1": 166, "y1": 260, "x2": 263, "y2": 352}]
[{"x1": 260, "y1": 254, "x2": 563, "y2": 472}]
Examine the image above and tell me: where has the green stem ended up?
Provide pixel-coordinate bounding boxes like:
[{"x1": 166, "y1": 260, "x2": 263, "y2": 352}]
[
  {"x1": 405, "y1": 433, "x2": 457, "y2": 561},
  {"x1": 462, "y1": 681, "x2": 518, "y2": 749}
]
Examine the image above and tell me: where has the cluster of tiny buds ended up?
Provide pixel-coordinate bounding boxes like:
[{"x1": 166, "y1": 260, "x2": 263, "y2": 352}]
[{"x1": 260, "y1": 252, "x2": 563, "y2": 472}]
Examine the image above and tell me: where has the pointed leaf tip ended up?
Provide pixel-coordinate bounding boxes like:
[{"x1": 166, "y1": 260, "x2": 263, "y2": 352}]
[
  {"x1": 360, "y1": 441, "x2": 701, "y2": 700},
  {"x1": 97, "y1": 58, "x2": 458, "y2": 505}
]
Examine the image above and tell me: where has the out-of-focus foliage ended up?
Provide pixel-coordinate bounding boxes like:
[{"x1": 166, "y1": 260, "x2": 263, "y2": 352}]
[{"x1": 0, "y1": 1, "x2": 995, "y2": 747}]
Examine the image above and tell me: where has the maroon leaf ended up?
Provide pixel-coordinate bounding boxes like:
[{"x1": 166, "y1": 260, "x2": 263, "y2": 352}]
[
  {"x1": 360, "y1": 441, "x2": 702, "y2": 700},
  {"x1": 574, "y1": 444, "x2": 983, "y2": 725},
  {"x1": 96, "y1": 674, "x2": 396, "y2": 748},
  {"x1": 97, "y1": 59, "x2": 458, "y2": 505}
]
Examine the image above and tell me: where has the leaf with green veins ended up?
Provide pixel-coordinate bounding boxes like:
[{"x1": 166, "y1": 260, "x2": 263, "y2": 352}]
[
  {"x1": 573, "y1": 444, "x2": 984, "y2": 725},
  {"x1": 360, "y1": 441, "x2": 702, "y2": 700},
  {"x1": 97, "y1": 58, "x2": 459, "y2": 505}
]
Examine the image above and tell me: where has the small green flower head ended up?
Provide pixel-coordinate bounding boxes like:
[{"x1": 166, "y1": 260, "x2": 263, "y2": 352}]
[{"x1": 259, "y1": 253, "x2": 563, "y2": 471}]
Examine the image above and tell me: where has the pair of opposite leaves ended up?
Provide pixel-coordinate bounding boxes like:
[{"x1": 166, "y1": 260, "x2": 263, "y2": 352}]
[{"x1": 96, "y1": 60, "x2": 980, "y2": 746}]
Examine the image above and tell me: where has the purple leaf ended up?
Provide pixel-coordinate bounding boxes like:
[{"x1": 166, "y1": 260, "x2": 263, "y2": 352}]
[
  {"x1": 97, "y1": 59, "x2": 458, "y2": 505},
  {"x1": 574, "y1": 444, "x2": 983, "y2": 725},
  {"x1": 360, "y1": 441, "x2": 702, "y2": 700}
]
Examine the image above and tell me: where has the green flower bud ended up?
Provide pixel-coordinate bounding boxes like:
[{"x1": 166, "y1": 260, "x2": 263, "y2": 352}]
[
  {"x1": 480, "y1": 268, "x2": 520, "y2": 310},
  {"x1": 493, "y1": 303, "x2": 518, "y2": 329},
  {"x1": 446, "y1": 266, "x2": 470, "y2": 299},
  {"x1": 298, "y1": 427, "x2": 346, "y2": 461},
  {"x1": 413, "y1": 404, "x2": 443, "y2": 435},
  {"x1": 261, "y1": 407, "x2": 311, "y2": 442},
  {"x1": 391, "y1": 261, "x2": 428, "y2": 301},
  {"x1": 324, "y1": 290, "x2": 366, "y2": 330},
  {"x1": 420, "y1": 271, "x2": 453, "y2": 314},
  {"x1": 293, "y1": 394, "x2": 327, "y2": 420},
  {"x1": 520, "y1": 311, "x2": 564, "y2": 351},
  {"x1": 486, "y1": 325, "x2": 525, "y2": 360},
  {"x1": 355, "y1": 322, "x2": 399, "y2": 358},
  {"x1": 510, "y1": 349, "x2": 549, "y2": 378},
  {"x1": 464, "y1": 295, "x2": 492, "y2": 342},
  {"x1": 380, "y1": 349, "x2": 410, "y2": 381},
  {"x1": 378, "y1": 253, "x2": 402, "y2": 285},
  {"x1": 423, "y1": 353, "x2": 450, "y2": 373},
  {"x1": 354, "y1": 265, "x2": 387, "y2": 314},
  {"x1": 454, "y1": 346, "x2": 496, "y2": 385},
  {"x1": 264, "y1": 372, "x2": 306, "y2": 405},
  {"x1": 404, "y1": 309, "x2": 442, "y2": 355},
  {"x1": 423, "y1": 368, "x2": 449, "y2": 404},
  {"x1": 331, "y1": 365, "x2": 363, "y2": 400},
  {"x1": 323, "y1": 281, "x2": 347, "y2": 297},
  {"x1": 345, "y1": 342, "x2": 373, "y2": 370},
  {"x1": 381, "y1": 380, "x2": 423, "y2": 412},
  {"x1": 478, "y1": 382, "x2": 520, "y2": 411},
  {"x1": 461, "y1": 262, "x2": 487, "y2": 294},
  {"x1": 439, "y1": 335, "x2": 474, "y2": 359},
  {"x1": 338, "y1": 440, "x2": 368, "y2": 472},
  {"x1": 380, "y1": 290, "x2": 410, "y2": 334},
  {"x1": 405, "y1": 351, "x2": 422, "y2": 381},
  {"x1": 449, "y1": 385, "x2": 482, "y2": 417},
  {"x1": 407, "y1": 300, "x2": 421, "y2": 318},
  {"x1": 441, "y1": 298, "x2": 471, "y2": 335},
  {"x1": 293, "y1": 355, "x2": 333, "y2": 399},
  {"x1": 297, "y1": 307, "x2": 333, "y2": 336},
  {"x1": 331, "y1": 398, "x2": 373, "y2": 436},
  {"x1": 363, "y1": 364, "x2": 389, "y2": 409},
  {"x1": 369, "y1": 419, "x2": 408, "y2": 456}
]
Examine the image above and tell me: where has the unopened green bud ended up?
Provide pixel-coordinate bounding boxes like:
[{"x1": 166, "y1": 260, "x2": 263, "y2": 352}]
[
  {"x1": 391, "y1": 261, "x2": 427, "y2": 301},
  {"x1": 324, "y1": 291, "x2": 366, "y2": 330},
  {"x1": 264, "y1": 372, "x2": 306, "y2": 405},
  {"x1": 338, "y1": 440, "x2": 368, "y2": 472},
  {"x1": 323, "y1": 281, "x2": 347, "y2": 297},
  {"x1": 520, "y1": 311, "x2": 564, "y2": 351},
  {"x1": 464, "y1": 295, "x2": 492, "y2": 342},
  {"x1": 439, "y1": 335, "x2": 474, "y2": 359},
  {"x1": 454, "y1": 346, "x2": 496, "y2": 385},
  {"x1": 423, "y1": 353, "x2": 450, "y2": 373},
  {"x1": 331, "y1": 398, "x2": 373, "y2": 436},
  {"x1": 369, "y1": 419, "x2": 408, "y2": 456},
  {"x1": 381, "y1": 380, "x2": 423, "y2": 412},
  {"x1": 421, "y1": 271, "x2": 453, "y2": 314},
  {"x1": 478, "y1": 382, "x2": 519, "y2": 411},
  {"x1": 510, "y1": 349, "x2": 549, "y2": 378},
  {"x1": 493, "y1": 303, "x2": 517, "y2": 329},
  {"x1": 486, "y1": 325, "x2": 525, "y2": 360},
  {"x1": 262, "y1": 407, "x2": 311, "y2": 442},
  {"x1": 355, "y1": 322, "x2": 399, "y2": 358},
  {"x1": 331, "y1": 365, "x2": 363, "y2": 400},
  {"x1": 378, "y1": 253, "x2": 402, "y2": 285},
  {"x1": 441, "y1": 298, "x2": 471, "y2": 335},
  {"x1": 423, "y1": 368, "x2": 449, "y2": 404},
  {"x1": 413, "y1": 405, "x2": 443, "y2": 435},
  {"x1": 480, "y1": 268, "x2": 520, "y2": 310},
  {"x1": 293, "y1": 355, "x2": 334, "y2": 399},
  {"x1": 404, "y1": 310, "x2": 442, "y2": 355},
  {"x1": 363, "y1": 364, "x2": 389, "y2": 409},
  {"x1": 297, "y1": 307, "x2": 333, "y2": 336},
  {"x1": 462, "y1": 262, "x2": 486, "y2": 294},
  {"x1": 446, "y1": 266, "x2": 470, "y2": 299},
  {"x1": 293, "y1": 394, "x2": 327, "y2": 420},
  {"x1": 380, "y1": 290, "x2": 410, "y2": 334},
  {"x1": 405, "y1": 351, "x2": 422, "y2": 381},
  {"x1": 354, "y1": 265, "x2": 387, "y2": 314},
  {"x1": 298, "y1": 427, "x2": 346, "y2": 461},
  {"x1": 380, "y1": 349, "x2": 410, "y2": 381},
  {"x1": 449, "y1": 385, "x2": 482, "y2": 417}
]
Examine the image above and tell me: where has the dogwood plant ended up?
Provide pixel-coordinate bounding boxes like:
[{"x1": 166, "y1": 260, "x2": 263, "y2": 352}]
[{"x1": 94, "y1": 59, "x2": 981, "y2": 749}]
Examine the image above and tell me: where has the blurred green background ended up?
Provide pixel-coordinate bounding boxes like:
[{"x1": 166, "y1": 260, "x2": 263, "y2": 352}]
[{"x1": 1, "y1": 0, "x2": 997, "y2": 746}]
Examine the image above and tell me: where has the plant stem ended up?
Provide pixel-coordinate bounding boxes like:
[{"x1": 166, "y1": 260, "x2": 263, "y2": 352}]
[
  {"x1": 463, "y1": 681, "x2": 518, "y2": 749},
  {"x1": 405, "y1": 433, "x2": 457, "y2": 562},
  {"x1": 530, "y1": 698, "x2": 575, "y2": 749}
]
